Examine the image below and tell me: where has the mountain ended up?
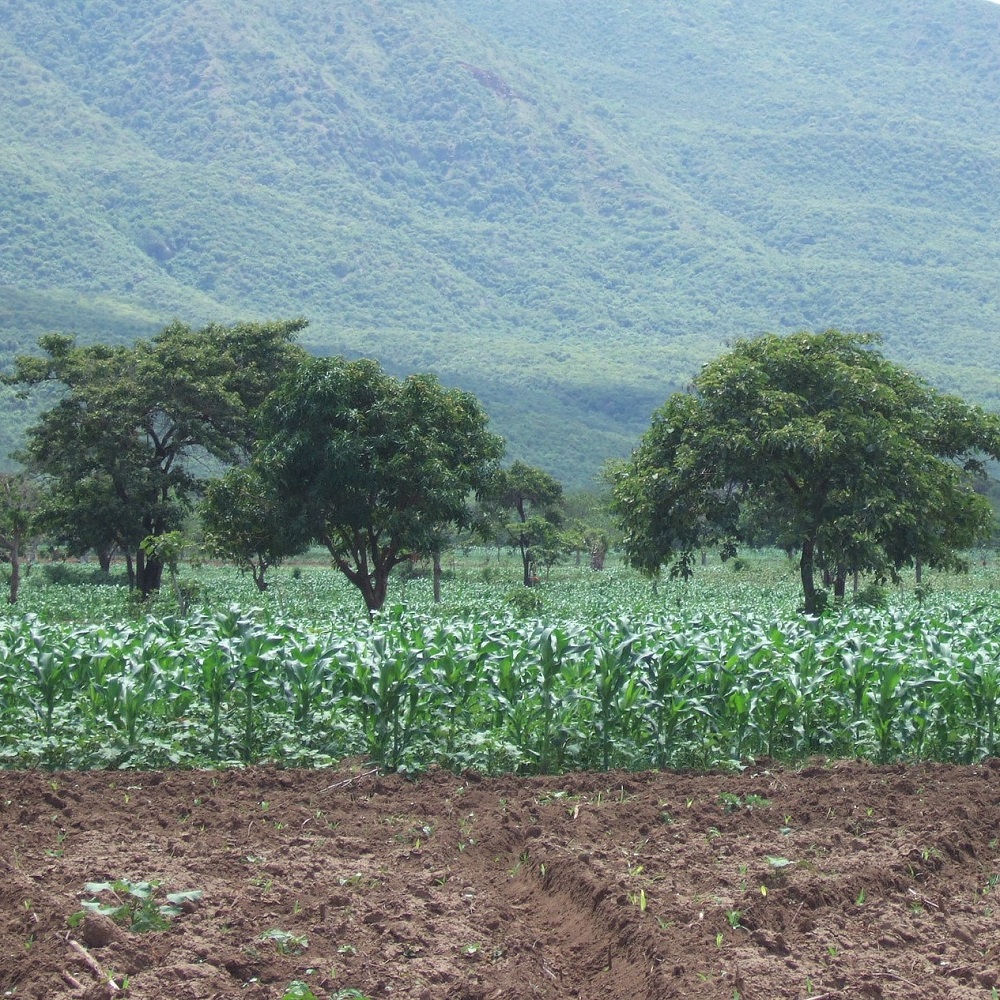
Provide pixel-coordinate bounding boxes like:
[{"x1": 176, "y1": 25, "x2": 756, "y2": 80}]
[{"x1": 2, "y1": 0, "x2": 1000, "y2": 485}]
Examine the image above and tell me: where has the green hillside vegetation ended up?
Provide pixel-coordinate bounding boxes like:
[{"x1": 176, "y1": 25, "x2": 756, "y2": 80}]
[{"x1": 2, "y1": 0, "x2": 999, "y2": 483}]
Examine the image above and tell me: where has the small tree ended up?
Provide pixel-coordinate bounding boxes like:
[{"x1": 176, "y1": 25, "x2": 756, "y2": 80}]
[
  {"x1": 481, "y1": 461, "x2": 565, "y2": 586},
  {"x1": 201, "y1": 466, "x2": 308, "y2": 591},
  {"x1": 612, "y1": 330, "x2": 1000, "y2": 613},
  {"x1": 0, "y1": 473, "x2": 42, "y2": 604},
  {"x1": 257, "y1": 357, "x2": 504, "y2": 616}
]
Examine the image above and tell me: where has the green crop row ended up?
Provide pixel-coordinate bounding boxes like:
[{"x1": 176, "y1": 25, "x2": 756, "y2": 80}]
[{"x1": 3, "y1": 598, "x2": 1000, "y2": 773}]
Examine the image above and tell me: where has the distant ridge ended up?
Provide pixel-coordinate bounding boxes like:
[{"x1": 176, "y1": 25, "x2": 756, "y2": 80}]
[{"x1": 2, "y1": 0, "x2": 999, "y2": 484}]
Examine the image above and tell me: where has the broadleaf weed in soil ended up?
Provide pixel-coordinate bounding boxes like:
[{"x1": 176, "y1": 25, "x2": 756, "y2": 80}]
[{"x1": 71, "y1": 879, "x2": 203, "y2": 932}]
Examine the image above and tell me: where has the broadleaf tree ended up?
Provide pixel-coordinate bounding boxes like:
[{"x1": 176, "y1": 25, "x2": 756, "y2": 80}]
[
  {"x1": 479, "y1": 461, "x2": 566, "y2": 586},
  {"x1": 201, "y1": 465, "x2": 308, "y2": 591},
  {"x1": 0, "y1": 472, "x2": 41, "y2": 604},
  {"x1": 255, "y1": 356, "x2": 504, "y2": 615},
  {"x1": 611, "y1": 330, "x2": 1000, "y2": 613},
  {"x1": 6, "y1": 319, "x2": 307, "y2": 596}
]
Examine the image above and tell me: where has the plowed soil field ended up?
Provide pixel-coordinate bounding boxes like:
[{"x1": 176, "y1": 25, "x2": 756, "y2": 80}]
[{"x1": 2, "y1": 759, "x2": 999, "y2": 999}]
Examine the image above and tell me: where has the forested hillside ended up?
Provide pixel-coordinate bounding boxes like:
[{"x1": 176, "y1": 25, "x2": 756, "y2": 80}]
[{"x1": 2, "y1": 0, "x2": 999, "y2": 484}]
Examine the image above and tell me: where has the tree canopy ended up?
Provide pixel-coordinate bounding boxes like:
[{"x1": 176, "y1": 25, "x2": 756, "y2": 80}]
[
  {"x1": 253, "y1": 356, "x2": 504, "y2": 615},
  {"x1": 6, "y1": 319, "x2": 307, "y2": 595},
  {"x1": 611, "y1": 330, "x2": 1000, "y2": 613},
  {"x1": 201, "y1": 465, "x2": 308, "y2": 592}
]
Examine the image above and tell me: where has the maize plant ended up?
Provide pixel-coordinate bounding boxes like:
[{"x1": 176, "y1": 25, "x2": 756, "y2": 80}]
[{"x1": 3, "y1": 570, "x2": 1000, "y2": 773}]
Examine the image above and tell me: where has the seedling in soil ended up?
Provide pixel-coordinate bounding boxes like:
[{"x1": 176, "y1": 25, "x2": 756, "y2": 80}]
[
  {"x1": 260, "y1": 929, "x2": 309, "y2": 955},
  {"x1": 983, "y1": 873, "x2": 1000, "y2": 895},
  {"x1": 72, "y1": 879, "x2": 202, "y2": 933},
  {"x1": 47, "y1": 830, "x2": 68, "y2": 857},
  {"x1": 107, "y1": 969, "x2": 129, "y2": 992},
  {"x1": 719, "y1": 793, "x2": 771, "y2": 813},
  {"x1": 282, "y1": 982, "x2": 319, "y2": 1000},
  {"x1": 725, "y1": 910, "x2": 742, "y2": 929},
  {"x1": 855, "y1": 888, "x2": 867, "y2": 906},
  {"x1": 628, "y1": 889, "x2": 648, "y2": 912}
]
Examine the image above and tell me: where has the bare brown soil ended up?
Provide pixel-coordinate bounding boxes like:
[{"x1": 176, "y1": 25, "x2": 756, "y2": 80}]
[{"x1": 2, "y1": 760, "x2": 999, "y2": 999}]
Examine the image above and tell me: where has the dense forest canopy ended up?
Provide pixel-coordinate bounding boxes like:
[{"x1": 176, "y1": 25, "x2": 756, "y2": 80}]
[{"x1": 1, "y1": 0, "x2": 999, "y2": 484}]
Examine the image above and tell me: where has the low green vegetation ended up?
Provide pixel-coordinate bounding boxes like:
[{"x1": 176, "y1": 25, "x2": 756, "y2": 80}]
[
  {"x1": 3, "y1": 553, "x2": 1000, "y2": 774},
  {"x1": 70, "y1": 879, "x2": 202, "y2": 933}
]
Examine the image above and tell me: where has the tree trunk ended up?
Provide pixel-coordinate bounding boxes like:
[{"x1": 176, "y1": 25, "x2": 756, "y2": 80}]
[
  {"x1": 834, "y1": 564, "x2": 847, "y2": 600},
  {"x1": 98, "y1": 548, "x2": 112, "y2": 574},
  {"x1": 915, "y1": 557, "x2": 923, "y2": 585},
  {"x1": 135, "y1": 548, "x2": 164, "y2": 598},
  {"x1": 590, "y1": 540, "x2": 607, "y2": 571},
  {"x1": 362, "y1": 570, "x2": 390, "y2": 618},
  {"x1": 7, "y1": 545, "x2": 20, "y2": 605},
  {"x1": 520, "y1": 540, "x2": 534, "y2": 587},
  {"x1": 800, "y1": 538, "x2": 818, "y2": 614},
  {"x1": 125, "y1": 551, "x2": 136, "y2": 590},
  {"x1": 432, "y1": 551, "x2": 442, "y2": 603}
]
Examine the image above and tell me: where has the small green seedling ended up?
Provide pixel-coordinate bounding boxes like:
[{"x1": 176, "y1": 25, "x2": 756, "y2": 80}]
[
  {"x1": 72, "y1": 879, "x2": 202, "y2": 933},
  {"x1": 766, "y1": 856, "x2": 795, "y2": 871},
  {"x1": 260, "y1": 929, "x2": 309, "y2": 955},
  {"x1": 283, "y1": 983, "x2": 319, "y2": 1000}
]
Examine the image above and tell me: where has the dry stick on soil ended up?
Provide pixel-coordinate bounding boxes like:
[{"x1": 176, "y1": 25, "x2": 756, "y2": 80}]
[
  {"x1": 67, "y1": 939, "x2": 121, "y2": 994},
  {"x1": 59, "y1": 970, "x2": 85, "y2": 993},
  {"x1": 322, "y1": 767, "x2": 381, "y2": 791},
  {"x1": 875, "y1": 971, "x2": 922, "y2": 990}
]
